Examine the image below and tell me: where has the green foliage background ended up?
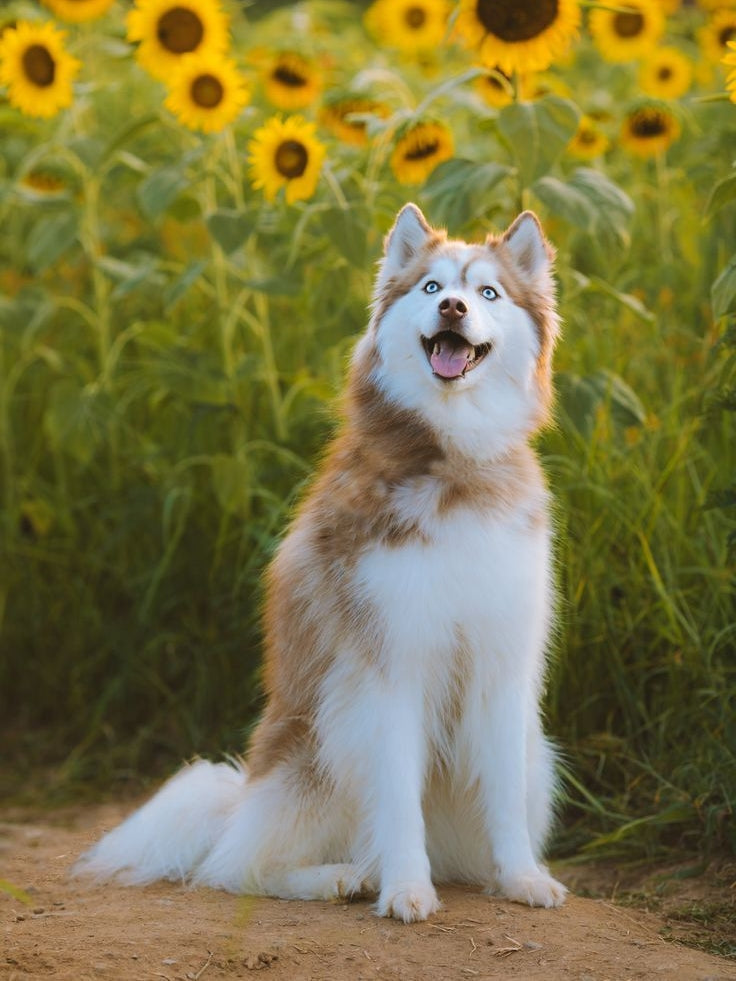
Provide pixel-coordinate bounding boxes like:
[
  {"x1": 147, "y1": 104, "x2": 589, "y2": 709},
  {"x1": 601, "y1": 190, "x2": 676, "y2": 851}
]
[{"x1": 0, "y1": 0, "x2": 734, "y2": 861}]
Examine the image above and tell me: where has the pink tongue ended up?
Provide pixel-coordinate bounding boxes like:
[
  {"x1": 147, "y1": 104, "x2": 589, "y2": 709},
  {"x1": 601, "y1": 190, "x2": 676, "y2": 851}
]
[{"x1": 430, "y1": 340, "x2": 474, "y2": 379}]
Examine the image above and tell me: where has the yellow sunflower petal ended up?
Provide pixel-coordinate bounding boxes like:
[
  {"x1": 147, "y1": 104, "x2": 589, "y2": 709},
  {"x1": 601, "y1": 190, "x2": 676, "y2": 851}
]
[
  {"x1": 320, "y1": 95, "x2": 390, "y2": 146},
  {"x1": 589, "y1": 0, "x2": 665, "y2": 64},
  {"x1": 127, "y1": 0, "x2": 230, "y2": 82},
  {"x1": 619, "y1": 103, "x2": 681, "y2": 158},
  {"x1": 248, "y1": 115, "x2": 326, "y2": 204},
  {"x1": 568, "y1": 115, "x2": 609, "y2": 160},
  {"x1": 389, "y1": 121, "x2": 454, "y2": 185},
  {"x1": 41, "y1": 0, "x2": 116, "y2": 22},
  {"x1": 365, "y1": 0, "x2": 450, "y2": 53},
  {"x1": 0, "y1": 20, "x2": 80, "y2": 119},
  {"x1": 263, "y1": 52, "x2": 322, "y2": 111},
  {"x1": 165, "y1": 51, "x2": 249, "y2": 133},
  {"x1": 638, "y1": 46, "x2": 692, "y2": 99},
  {"x1": 455, "y1": 0, "x2": 581, "y2": 75},
  {"x1": 698, "y1": 9, "x2": 736, "y2": 64}
]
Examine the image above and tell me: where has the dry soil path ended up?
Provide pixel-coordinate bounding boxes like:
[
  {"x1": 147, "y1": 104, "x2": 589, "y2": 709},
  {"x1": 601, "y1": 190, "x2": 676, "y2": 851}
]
[{"x1": 2, "y1": 804, "x2": 734, "y2": 981}]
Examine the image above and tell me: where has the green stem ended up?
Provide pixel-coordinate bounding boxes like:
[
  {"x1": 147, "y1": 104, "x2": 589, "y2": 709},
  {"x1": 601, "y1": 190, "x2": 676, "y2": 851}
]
[{"x1": 80, "y1": 171, "x2": 119, "y2": 487}]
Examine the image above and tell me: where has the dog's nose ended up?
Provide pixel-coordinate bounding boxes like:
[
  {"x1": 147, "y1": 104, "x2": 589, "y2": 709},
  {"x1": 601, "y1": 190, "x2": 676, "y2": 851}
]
[{"x1": 438, "y1": 296, "x2": 467, "y2": 321}]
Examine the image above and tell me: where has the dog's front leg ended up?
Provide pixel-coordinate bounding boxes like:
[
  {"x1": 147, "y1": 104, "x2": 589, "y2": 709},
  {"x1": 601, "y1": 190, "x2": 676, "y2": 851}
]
[
  {"x1": 476, "y1": 679, "x2": 567, "y2": 908},
  {"x1": 368, "y1": 683, "x2": 439, "y2": 922}
]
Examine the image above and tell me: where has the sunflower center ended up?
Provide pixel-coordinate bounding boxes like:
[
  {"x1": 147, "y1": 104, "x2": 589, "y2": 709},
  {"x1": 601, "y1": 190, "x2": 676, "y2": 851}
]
[
  {"x1": 657, "y1": 66, "x2": 673, "y2": 80},
  {"x1": 405, "y1": 139, "x2": 439, "y2": 161},
  {"x1": 273, "y1": 64, "x2": 307, "y2": 88},
  {"x1": 157, "y1": 7, "x2": 204, "y2": 55},
  {"x1": 719, "y1": 25, "x2": 736, "y2": 46},
  {"x1": 631, "y1": 111, "x2": 666, "y2": 137},
  {"x1": 191, "y1": 73, "x2": 224, "y2": 108},
  {"x1": 22, "y1": 44, "x2": 56, "y2": 87},
  {"x1": 405, "y1": 6, "x2": 427, "y2": 29},
  {"x1": 275, "y1": 139, "x2": 308, "y2": 179},
  {"x1": 613, "y1": 11, "x2": 644, "y2": 38},
  {"x1": 475, "y1": 0, "x2": 558, "y2": 42}
]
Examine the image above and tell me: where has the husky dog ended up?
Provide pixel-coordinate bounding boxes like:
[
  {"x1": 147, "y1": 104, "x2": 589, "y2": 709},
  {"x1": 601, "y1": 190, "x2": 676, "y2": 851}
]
[{"x1": 75, "y1": 204, "x2": 566, "y2": 922}]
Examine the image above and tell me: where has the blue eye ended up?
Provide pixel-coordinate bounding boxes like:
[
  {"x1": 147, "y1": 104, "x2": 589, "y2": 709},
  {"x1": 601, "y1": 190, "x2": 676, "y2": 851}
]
[
  {"x1": 481, "y1": 286, "x2": 499, "y2": 301},
  {"x1": 424, "y1": 281, "x2": 440, "y2": 294}
]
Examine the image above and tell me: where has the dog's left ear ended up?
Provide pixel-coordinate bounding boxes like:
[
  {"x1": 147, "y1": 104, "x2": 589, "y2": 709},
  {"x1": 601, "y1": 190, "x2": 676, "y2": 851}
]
[
  {"x1": 502, "y1": 211, "x2": 554, "y2": 280},
  {"x1": 377, "y1": 203, "x2": 434, "y2": 288}
]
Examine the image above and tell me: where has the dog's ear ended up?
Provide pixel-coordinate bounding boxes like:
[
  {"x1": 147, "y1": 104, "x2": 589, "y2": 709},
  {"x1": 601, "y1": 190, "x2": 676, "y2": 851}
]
[
  {"x1": 377, "y1": 203, "x2": 433, "y2": 287},
  {"x1": 502, "y1": 211, "x2": 554, "y2": 280}
]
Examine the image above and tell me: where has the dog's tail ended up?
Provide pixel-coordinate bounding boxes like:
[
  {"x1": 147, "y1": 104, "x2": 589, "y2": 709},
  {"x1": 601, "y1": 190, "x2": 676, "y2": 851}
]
[{"x1": 73, "y1": 758, "x2": 247, "y2": 885}]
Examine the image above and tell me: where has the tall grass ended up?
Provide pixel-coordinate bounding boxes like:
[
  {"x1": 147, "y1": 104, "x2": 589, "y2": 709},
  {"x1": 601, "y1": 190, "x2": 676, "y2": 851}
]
[{"x1": 0, "y1": 0, "x2": 734, "y2": 858}]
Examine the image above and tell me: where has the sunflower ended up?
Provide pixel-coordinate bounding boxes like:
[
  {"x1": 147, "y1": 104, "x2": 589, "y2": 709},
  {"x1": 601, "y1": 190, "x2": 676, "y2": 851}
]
[
  {"x1": 248, "y1": 115, "x2": 326, "y2": 204},
  {"x1": 320, "y1": 95, "x2": 389, "y2": 146},
  {"x1": 18, "y1": 165, "x2": 70, "y2": 199},
  {"x1": 364, "y1": 0, "x2": 450, "y2": 53},
  {"x1": 0, "y1": 20, "x2": 80, "y2": 119},
  {"x1": 263, "y1": 51, "x2": 322, "y2": 110},
  {"x1": 390, "y1": 121, "x2": 454, "y2": 185},
  {"x1": 41, "y1": 0, "x2": 116, "y2": 22},
  {"x1": 475, "y1": 66, "x2": 514, "y2": 107},
  {"x1": 724, "y1": 39, "x2": 736, "y2": 102},
  {"x1": 620, "y1": 103, "x2": 681, "y2": 158},
  {"x1": 126, "y1": 0, "x2": 229, "y2": 82},
  {"x1": 474, "y1": 66, "x2": 542, "y2": 107},
  {"x1": 454, "y1": 0, "x2": 581, "y2": 75},
  {"x1": 165, "y1": 51, "x2": 248, "y2": 133},
  {"x1": 638, "y1": 46, "x2": 692, "y2": 98},
  {"x1": 698, "y1": 9, "x2": 736, "y2": 63},
  {"x1": 589, "y1": 0, "x2": 665, "y2": 63},
  {"x1": 568, "y1": 115, "x2": 609, "y2": 159},
  {"x1": 696, "y1": 0, "x2": 736, "y2": 11}
]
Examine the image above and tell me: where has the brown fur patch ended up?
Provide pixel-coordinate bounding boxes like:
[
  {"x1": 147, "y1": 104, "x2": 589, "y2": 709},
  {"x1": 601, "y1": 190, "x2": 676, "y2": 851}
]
[
  {"x1": 371, "y1": 231, "x2": 447, "y2": 329},
  {"x1": 490, "y1": 236, "x2": 559, "y2": 428}
]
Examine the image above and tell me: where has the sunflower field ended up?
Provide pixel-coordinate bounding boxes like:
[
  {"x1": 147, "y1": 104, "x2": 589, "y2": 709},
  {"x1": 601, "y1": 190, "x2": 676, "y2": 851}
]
[{"x1": 1, "y1": 0, "x2": 735, "y2": 860}]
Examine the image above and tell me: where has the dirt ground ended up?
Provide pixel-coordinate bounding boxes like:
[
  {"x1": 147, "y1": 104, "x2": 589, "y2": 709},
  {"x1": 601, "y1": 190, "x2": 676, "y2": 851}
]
[{"x1": 2, "y1": 803, "x2": 735, "y2": 981}]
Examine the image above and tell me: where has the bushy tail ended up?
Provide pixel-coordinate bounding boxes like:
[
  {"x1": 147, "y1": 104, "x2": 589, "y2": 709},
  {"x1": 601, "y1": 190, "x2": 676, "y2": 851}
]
[{"x1": 73, "y1": 758, "x2": 247, "y2": 885}]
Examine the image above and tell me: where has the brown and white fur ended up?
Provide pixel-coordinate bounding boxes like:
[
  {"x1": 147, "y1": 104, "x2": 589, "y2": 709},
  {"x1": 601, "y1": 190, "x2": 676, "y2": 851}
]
[{"x1": 75, "y1": 204, "x2": 566, "y2": 922}]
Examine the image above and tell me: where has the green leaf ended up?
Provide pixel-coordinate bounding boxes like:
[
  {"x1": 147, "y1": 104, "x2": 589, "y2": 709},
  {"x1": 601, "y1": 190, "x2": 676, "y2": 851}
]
[
  {"x1": 43, "y1": 380, "x2": 111, "y2": 464},
  {"x1": 581, "y1": 273, "x2": 656, "y2": 323},
  {"x1": 568, "y1": 167, "x2": 634, "y2": 246},
  {"x1": 533, "y1": 169, "x2": 633, "y2": 246},
  {"x1": 497, "y1": 96, "x2": 580, "y2": 187},
  {"x1": 164, "y1": 260, "x2": 207, "y2": 310},
  {"x1": 25, "y1": 212, "x2": 77, "y2": 272},
  {"x1": 557, "y1": 369, "x2": 646, "y2": 436},
  {"x1": 206, "y1": 209, "x2": 256, "y2": 254},
  {"x1": 240, "y1": 276, "x2": 301, "y2": 296},
  {"x1": 210, "y1": 454, "x2": 251, "y2": 516},
  {"x1": 423, "y1": 159, "x2": 510, "y2": 228},
  {"x1": 532, "y1": 176, "x2": 596, "y2": 231},
  {"x1": 100, "y1": 114, "x2": 159, "y2": 167},
  {"x1": 318, "y1": 205, "x2": 370, "y2": 267},
  {"x1": 0, "y1": 879, "x2": 32, "y2": 904},
  {"x1": 137, "y1": 166, "x2": 190, "y2": 220},
  {"x1": 705, "y1": 172, "x2": 736, "y2": 221},
  {"x1": 712, "y1": 255, "x2": 736, "y2": 319},
  {"x1": 95, "y1": 254, "x2": 165, "y2": 299}
]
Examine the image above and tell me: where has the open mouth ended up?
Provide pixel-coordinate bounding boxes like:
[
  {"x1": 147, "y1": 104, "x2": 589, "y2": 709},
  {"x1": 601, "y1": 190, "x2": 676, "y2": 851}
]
[{"x1": 421, "y1": 330, "x2": 492, "y2": 381}]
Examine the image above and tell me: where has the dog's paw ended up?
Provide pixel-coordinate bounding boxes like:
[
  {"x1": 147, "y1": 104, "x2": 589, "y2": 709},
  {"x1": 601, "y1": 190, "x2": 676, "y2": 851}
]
[
  {"x1": 333, "y1": 866, "x2": 375, "y2": 900},
  {"x1": 376, "y1": 881, "x2": 441, "y2": 923},
  {"x1": 493, "y1": 867, "x2": 567, "y2": 909}
]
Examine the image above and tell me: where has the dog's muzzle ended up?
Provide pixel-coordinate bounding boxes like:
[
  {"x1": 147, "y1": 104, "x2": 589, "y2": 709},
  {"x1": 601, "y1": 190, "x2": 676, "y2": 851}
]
[{"x1": 421, "y1": 330, "x2": 492, "y2": 381}]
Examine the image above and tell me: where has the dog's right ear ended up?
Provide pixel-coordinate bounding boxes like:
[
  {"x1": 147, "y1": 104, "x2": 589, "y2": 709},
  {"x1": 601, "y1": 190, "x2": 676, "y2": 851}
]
[{"x1": 376, "y1": 203, "x2": 433, "y2": 289}]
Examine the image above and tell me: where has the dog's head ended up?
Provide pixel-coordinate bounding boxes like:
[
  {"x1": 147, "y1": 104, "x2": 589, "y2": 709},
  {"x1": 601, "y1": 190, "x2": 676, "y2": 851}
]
[{"x1": 353, "y1": 204, "x2": 559, "y2": 461}]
